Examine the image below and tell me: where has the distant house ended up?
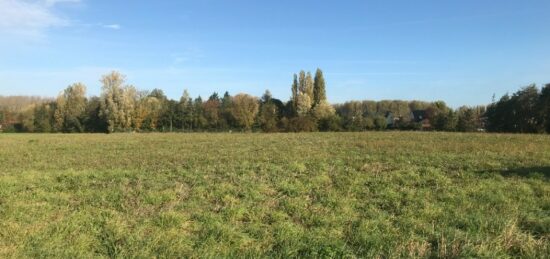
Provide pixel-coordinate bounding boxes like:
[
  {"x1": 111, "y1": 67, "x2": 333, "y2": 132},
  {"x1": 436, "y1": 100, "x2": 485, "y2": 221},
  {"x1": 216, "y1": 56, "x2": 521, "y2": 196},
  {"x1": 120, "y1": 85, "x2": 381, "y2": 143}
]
[
  {"x1": 0, "y1": 119, "x2": 17, "y2": 132},
  {"x1": 411, "y1": 110, "x2": 431, "y2": 130},
  {"x1": 478, "y1": 116, "x2": 488, "y2": 132},
  {"x1": 384, "y1": 112, "x2": 403, "y2": 129},
  {"x1": 385, "y1": 112, "x2": 394, "y2": 128}
]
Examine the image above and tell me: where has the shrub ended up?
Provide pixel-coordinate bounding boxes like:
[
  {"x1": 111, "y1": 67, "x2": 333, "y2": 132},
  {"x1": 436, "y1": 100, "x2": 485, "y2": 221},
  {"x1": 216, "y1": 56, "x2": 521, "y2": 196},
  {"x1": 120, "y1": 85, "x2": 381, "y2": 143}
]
[
  {"x1": 287, "y1": 116, "x2": 317, "y2": 132},
  {"x1": 318, "y1": 115, "x2": 343, "y2": 132}
]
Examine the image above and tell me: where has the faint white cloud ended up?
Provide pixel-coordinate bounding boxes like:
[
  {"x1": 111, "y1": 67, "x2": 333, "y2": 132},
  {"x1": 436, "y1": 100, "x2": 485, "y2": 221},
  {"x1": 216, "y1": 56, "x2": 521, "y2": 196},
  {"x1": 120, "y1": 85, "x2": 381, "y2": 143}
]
[
  {"x1": 75, "y1": 22, "x2": 123, "y2": 30},
  {"x1": 102, "y1": 24, "x2": 121, "y2": 30},
  {"x1": 0, "y1": 0, "x2": 79, "y2": 39}
]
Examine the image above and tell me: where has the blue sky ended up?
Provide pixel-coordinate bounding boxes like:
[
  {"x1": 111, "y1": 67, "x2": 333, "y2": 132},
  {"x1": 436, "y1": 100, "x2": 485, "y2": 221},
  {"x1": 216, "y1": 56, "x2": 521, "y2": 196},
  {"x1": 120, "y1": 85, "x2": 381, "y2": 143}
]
[{"x1": 0, "y1": 0, "x2": 549, "y2": 107}]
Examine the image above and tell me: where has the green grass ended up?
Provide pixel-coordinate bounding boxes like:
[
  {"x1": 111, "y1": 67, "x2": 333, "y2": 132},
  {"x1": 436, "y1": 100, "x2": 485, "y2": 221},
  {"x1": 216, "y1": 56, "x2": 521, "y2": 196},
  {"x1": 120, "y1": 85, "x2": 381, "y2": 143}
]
[{"x1": 0, "y1": 132, "x2": 549, "y2": 258}]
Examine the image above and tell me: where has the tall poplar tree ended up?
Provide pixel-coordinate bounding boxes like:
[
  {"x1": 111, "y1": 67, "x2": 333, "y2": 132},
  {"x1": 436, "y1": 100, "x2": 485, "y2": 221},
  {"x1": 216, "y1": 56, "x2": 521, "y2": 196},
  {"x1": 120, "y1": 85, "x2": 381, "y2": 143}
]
[
  {"x1": 295, "y1": 70, "x2": 314, "y2": 116},
  {"x1": 313, "y1": 68, "x2": 326, "y2": 107},
  {"x1": 54, "y1": 83, "x2": 87, "y2": 132},
  {"x1": 305, "y1": 72, "x2": 314, "y2": 101},
  {"x1": 298, "y1": 71, "x2": 306, "y2": 95},
  {"x1": 99, "y1": 71, "x2": 136, "y2": 133},
  {"x1": 291, "y1": 74, "x2": 298, "y2": 114}
]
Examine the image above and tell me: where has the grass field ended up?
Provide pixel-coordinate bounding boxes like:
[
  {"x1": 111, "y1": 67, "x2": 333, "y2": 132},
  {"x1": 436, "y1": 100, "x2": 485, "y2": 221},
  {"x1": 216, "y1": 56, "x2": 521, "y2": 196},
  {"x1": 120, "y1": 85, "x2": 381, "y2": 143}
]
[{"x1": 0, "y1": 132, "x2": 549, "y2": 258}]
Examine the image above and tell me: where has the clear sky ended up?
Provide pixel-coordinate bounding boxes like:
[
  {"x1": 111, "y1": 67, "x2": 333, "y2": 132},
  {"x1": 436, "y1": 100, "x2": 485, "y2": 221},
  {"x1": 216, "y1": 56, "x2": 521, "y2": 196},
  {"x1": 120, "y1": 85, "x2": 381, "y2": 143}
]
[{"x1": 1, "y1": 0, "x2": 549, "y2": 107}]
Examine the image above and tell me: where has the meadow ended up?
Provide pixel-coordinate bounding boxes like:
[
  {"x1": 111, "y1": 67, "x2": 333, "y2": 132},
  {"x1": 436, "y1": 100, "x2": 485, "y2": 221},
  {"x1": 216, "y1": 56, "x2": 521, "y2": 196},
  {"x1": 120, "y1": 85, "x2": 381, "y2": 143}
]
[{"x1": 0, "y1": 132, "x2": 549, "y2": 258}]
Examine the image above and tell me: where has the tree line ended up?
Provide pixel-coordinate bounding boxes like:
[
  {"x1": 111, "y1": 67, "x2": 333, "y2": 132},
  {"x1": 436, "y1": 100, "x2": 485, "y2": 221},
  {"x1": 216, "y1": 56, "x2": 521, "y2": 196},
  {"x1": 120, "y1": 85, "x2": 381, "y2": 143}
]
[
  {"x1": 486, "y1": 84, "x2": 550, "y2": 133},
  {"x1": 0, "y1": 69, "x2": 549, "y2": 133}
]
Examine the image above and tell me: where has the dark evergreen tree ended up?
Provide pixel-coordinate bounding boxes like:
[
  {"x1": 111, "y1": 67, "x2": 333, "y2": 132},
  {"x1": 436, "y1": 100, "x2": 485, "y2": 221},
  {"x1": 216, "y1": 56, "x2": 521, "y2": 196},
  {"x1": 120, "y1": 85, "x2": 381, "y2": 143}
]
[
  {"x1": 33, "y1": 102, "x2": 55, "y2": 132},
  {"x1": 457, "y1": 106, "x2": 478, "y2": 132},
  {"x1": 149, "y1": 88, "x2": 167, "y2": 101},
  {"x1": 179, "y1": 90, "x2": 194, "y2": 131},
  {"x1": 512, "y1": 85, "x2": 542, "y2": 133},
  {"x1": 261, "y1": 90, "x2": 272, "y2": 104},
  {"x1": 220, "y1": 91, "x2": 233, "y2": 129},
  {"x1": 259, "y1": 102, "x2": 278, "y2": 132},
  {"x1": 540, "y1": 84, "x2": 550, "y2": 133},
  {"x1": 209, "y1": 92, "x2": 220, "y2": 102},
  {"x1": 259, "y1": 90, "x2": 279, "y2": 132},
  {"x1": 433, "y1": 110, "x2": 458, "y2": 131},
  {"x1": 486, "y1": 94, "x2": 512, "y2": 132},
  {"x1": 193, "y1": 96, "x2": 206, "y2": 130},
  {"x1": 160, "y1": 99, "x2": 178, "y2": 132},
  {"x1": 83, "y1": 97, "x2": 108, "y2": 133},
  {"x1": 203, "y1": 93, "x2": 221, "y2": 130}
]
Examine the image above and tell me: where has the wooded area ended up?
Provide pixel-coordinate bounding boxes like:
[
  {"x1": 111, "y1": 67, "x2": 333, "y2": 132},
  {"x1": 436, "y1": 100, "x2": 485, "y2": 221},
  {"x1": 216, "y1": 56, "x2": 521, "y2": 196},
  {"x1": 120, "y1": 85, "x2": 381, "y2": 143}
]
[{"x1": 1, "y1": 69, "x2": 549, "y2": 133}]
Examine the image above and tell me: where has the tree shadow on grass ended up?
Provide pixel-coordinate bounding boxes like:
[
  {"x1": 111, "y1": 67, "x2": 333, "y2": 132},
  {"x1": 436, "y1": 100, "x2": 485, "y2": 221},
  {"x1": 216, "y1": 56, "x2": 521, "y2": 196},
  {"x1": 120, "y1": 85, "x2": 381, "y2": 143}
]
[{"x1": 494, "y1": 166, "x2": 550, "y2": 180}]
